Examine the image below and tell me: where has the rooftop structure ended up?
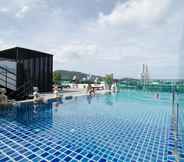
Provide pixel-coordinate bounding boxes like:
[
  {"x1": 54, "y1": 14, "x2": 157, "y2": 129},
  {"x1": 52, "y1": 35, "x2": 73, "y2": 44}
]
[{"x1": 0, "y1": 47, "x2": 53, "y2": 99}]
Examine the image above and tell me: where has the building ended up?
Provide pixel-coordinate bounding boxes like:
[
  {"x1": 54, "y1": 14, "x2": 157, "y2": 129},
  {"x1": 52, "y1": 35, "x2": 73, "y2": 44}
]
[
  {"x1": 141, "y1": 64, "x2": 150, "y2": 85},
  {"x1": 0, "y1": 47, "x2": 53, "y2": 99}
]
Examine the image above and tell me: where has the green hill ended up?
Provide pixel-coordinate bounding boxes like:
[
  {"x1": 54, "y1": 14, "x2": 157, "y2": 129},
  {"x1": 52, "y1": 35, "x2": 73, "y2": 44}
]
[{"x1": 54, "y1": 70, "x2": 103, "y2": 82}]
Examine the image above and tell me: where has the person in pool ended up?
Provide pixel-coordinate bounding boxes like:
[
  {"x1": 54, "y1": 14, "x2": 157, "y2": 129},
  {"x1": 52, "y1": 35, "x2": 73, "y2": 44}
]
[
  {"x1": 87, "y1": 84, "x2": 95, "y2": 96},
  {"x1": 155, "y1": 93, "x2": 160, "y2": 99}
]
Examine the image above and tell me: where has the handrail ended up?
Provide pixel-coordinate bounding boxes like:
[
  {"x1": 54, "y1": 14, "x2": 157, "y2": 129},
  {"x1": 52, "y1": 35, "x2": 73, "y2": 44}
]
[
  {"x1": 0, "y1": 65, "x2": 33, "y2": 99},
  {"x1": 8, "y1": 80, "x2": 33, "y2": 98},
  {"x1": 16, "y1": 80, "x2": 32, "y2": 91},
  {"x1": 16, "y1": 83, "x2": 32, "y2": 97},
  {"x1": 0, "y1": 65, "x2": 16, "y2": 76},
  {"x1": 0, "y1": 71, "x2": 16, "y2": 82},
  {"x1": 0, "y1": 65, "x2": 16, "y2": 90},
  {"x1": 16, "y1": 82, "x2": 33, "y2": 98},
  {"x1": 0, "y1": 77, "x2": 16, "y2": 87}
]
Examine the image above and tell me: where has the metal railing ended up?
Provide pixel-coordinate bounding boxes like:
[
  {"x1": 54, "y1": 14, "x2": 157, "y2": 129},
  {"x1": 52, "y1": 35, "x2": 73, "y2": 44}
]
[
  {"x1": 0, "y1": 65, "x2": 33, "y2": 99},
  {"x1": 7, "y1": 79, "x2": 33, "y2": 100},
  {"x1": 0, "y1": 65, "x2": 16, "y2": 90}
]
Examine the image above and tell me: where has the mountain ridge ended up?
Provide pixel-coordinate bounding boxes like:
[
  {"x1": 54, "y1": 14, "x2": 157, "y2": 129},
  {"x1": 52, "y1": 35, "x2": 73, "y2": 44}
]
[{"x1": 54, "y1": 69, "x2": 103, "y2": 81}]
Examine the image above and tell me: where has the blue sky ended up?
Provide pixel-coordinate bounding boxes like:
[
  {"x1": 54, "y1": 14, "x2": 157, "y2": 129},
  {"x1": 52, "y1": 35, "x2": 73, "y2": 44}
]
[{"x1": 0, "y1": 0, "x2": 183, "y2": 79}]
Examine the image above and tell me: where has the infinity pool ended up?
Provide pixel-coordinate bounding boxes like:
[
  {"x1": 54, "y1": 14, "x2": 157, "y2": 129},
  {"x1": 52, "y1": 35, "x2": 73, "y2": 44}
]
[{"x1": 0, "y1": 91, "x2": 183, "y2": 162}]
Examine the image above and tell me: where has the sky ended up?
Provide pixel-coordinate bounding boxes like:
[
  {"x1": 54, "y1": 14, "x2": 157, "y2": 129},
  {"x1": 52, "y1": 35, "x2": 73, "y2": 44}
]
[{"x1": 0, "y1": 0, "x2": 184, "y2": 79}]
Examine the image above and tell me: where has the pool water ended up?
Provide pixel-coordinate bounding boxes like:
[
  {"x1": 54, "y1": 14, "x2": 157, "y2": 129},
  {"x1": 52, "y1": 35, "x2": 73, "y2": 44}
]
[{"x1": 0, "y1": 90, "x2": 183, "y2": 162}]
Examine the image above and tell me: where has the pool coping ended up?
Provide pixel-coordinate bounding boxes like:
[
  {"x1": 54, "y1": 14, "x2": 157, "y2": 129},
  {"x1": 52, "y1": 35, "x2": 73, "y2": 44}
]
[{"x1": 17, "y1": 89, "x2": 111, "y2": 104}]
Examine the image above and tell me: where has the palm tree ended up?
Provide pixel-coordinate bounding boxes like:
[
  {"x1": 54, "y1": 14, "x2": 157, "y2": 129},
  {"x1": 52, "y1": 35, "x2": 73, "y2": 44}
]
[{"x1": 104, "y1": 74, "x2": 113, "y2": 90}]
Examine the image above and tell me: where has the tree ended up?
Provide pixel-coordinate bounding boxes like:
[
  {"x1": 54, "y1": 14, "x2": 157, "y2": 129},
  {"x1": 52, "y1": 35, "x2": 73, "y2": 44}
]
[
  {"x1": 104, "y1": 74, "x2": 113, "y2": 90},
  {"x1": 53, "y1": 71, "x2": 61, "y2": 84}
]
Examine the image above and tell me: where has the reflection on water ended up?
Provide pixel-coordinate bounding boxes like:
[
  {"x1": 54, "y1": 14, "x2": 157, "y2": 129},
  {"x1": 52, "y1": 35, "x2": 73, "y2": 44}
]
[
  {"x1": 85, "y1": 92, "x2": 119, "y2": 106},
  {"x1": 86, "y1": 95, "x2": 93, "y2": 104},
  {"x1": 0, "y1": 101, "x2": 54, "y2": 126},
  {"x1": 105, "y1": 93, "x2": 114, "y2": 106},
  {"x1": 52, "y1": 98, "x2": 63, "y2": 109}
]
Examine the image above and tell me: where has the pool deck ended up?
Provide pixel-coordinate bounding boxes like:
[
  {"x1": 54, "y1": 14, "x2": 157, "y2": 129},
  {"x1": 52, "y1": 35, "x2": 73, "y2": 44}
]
[{"x1": 18, "y1": 88, "x2": 110, "y2": 103}]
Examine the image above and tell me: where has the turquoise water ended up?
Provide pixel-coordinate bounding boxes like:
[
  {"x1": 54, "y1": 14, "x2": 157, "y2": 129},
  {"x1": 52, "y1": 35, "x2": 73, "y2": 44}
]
[{"x1": 0, "y1": 90, "x2": 183, "y2": 162}]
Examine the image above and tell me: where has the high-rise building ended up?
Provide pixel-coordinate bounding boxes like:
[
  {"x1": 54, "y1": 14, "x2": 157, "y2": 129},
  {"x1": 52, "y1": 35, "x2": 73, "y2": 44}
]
[{"x1": 141, "y1": 64, "x2": 150, "y2": 84}]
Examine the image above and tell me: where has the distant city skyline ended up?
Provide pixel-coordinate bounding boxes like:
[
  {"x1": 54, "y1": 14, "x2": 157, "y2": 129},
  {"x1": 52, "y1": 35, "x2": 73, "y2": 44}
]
[{"x1": 0, "y1": 0, "x2": 183, "y2": 79}]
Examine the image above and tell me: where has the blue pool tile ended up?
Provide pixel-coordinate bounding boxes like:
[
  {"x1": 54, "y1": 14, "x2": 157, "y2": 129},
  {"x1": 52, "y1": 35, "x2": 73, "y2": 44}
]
[
  {"x1": 32, "y1": 157, "x2": 42, "y2": 162},
  {"x1": 70, "y1": 160, "x2": 78, "y2": 162},
  {"x1": 51, "y1": 158, "x2": 60, "y2": 162},
  {"x1": 180, "y1": 154, "x2": 184, "y2": 158},
  {"x1": 64, "y1": 156, "x2": 72, "y2": 162},
  {"x1": 44, "y1": 147, "x2": 51, "y2": 151},
  {"x1": 70, "y1": 152, "x2": 77, "y2": 157},
  {"x1": 99, "y1": 158, "x2": 106, "y2": 162},
  {"x1": 75, "y1": 148, "x2": 82, "y2": 153},
  {"x1": 19, "y1": 159, "x2": 30, "y2": 162},
  {"x1": 41, "y1": 152, "x2": 50, "y2": 158},
  {"x1": 58, "y1": 154, "x2": 66, "y2": 159},
  {"x1": 0, "y1": 157, "x2": 9, "y2": 162},
  {"x1": 112, "y1": 158, "x2": 118, "y2": 162},
  {"x1": 81, "y1": 158, "x2": 89, "y2": 162},
  {"x1": 32, "y1": 147, "x2": 40, "y2": 152},
  {"x1": 40, "y1": 160, "x2": 47, "y2": 162},
  {"x1": 87, "y1": 153, "x2": 93, "y2": 158},
  {"x1": 28, "y1": 154, "x2": 37, "y2": 159},
  {"x1": 0, "y1": 92, "x2": 184, "y2": 162},
  {"x1": 179, "y1": 159, "x2": 184, "y2": 162},
  {"x1": 55, "y1": 146, "x2": 62, "y2": 150},
  {"x1": 65, "y1": 150, "x2": 72, "y2": 155},
  {"x1": 75, "y1": 155, "x2": 82, "y2": 160},
  {"x1": 46, "y1": 155, "x2": 54, "y2": 160},
  {"x1": 54, "y1": 151, "x2": 61, "y2": 156},
  {"x1": 14, "y1": 155, "x2": 23, "y2": 161},
  {"x1": 49, "y1": 149, "x2": 56, "y2": 154}
]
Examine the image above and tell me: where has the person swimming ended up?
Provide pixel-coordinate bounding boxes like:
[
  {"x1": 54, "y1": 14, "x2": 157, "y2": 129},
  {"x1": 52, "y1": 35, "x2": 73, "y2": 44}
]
[{"x1": 156, "y1": 93, "x2": 160, "y2": 99}]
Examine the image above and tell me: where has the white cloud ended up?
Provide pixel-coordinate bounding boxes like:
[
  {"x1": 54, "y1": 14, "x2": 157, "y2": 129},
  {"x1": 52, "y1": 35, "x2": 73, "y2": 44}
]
[
  {"x1": 53, "y1": 42, "x2": 97, "y2": 63},
  {"x1": 82, "y1": 0, "x2": 182, "y2": 78},
  {"x1": 0, "y1": 0, "x2": 42, "y2": 18},
  {"x1": 15, "y1": 6, "x2": 29, "y2": 18},
  {"x1": 97, "y1": 0, "x2": 172, "y2": 27},
  {"x1": 0, "y1": 8, "x2": 9, "y2": 13},
  {"x1": 0, "y1": 0, "x2": 183, "y2": 79}
]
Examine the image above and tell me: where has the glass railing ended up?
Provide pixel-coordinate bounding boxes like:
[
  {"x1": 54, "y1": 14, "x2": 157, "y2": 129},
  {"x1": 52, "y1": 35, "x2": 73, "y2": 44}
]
[
  {"x1": 118, "y1": 80, "x2": 184, "y2": 93},
  {"x1": 176, "y1": 94, "x2": 184, "y2": 161}
]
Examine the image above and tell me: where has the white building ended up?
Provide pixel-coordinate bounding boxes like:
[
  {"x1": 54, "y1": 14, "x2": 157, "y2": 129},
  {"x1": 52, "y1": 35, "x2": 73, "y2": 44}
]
[{"x1": 141, "y1": 64, "x2": 150, "y2": 84}]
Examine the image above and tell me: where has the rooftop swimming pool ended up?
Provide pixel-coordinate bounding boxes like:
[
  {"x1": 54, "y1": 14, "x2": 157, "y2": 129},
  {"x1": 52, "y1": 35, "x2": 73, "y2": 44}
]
[{"x1": 0, "y1": 90, "x2": 184, "y2": 162}]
